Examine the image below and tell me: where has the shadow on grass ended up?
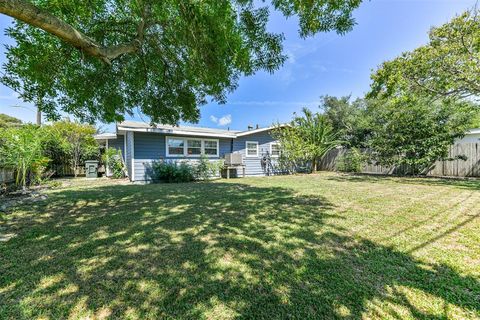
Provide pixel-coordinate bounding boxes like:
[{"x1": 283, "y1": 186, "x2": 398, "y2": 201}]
[
  {"x1": 325, "y1": 173, "x2": 480, "y2": 191},
  {"x1": 1, "y1": 182, "x2": 479, "y2": 319}
]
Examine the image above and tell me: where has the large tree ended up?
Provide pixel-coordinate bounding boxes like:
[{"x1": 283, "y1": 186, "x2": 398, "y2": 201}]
[
  {"x1": 0, "y1": 0, "x2": 362, "y2": 124},
  {"x1": 369, "y1": 7, "x2": 480, "y2": 100},
  {"x1": 320, "y1": 95, "x2": 371, "y2": 148}
]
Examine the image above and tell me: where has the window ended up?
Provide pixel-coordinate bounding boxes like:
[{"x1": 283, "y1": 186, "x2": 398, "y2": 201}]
[
  {"x1": 271, "y1": 143, "x2": 281, "y2": 157},
  {"x1": 167, "y1": 138, "x2": 184, "y2": 155},
  {"x1": 187, "y1": 139, "x2": 201, "y2": 155},
  {"x1": 166, "y1": 136, "x2": 219, "y2": 157},
  {"x1": 246, "y1": 141, "x2": 258, "y2": 157},
  {"x1": 204, "y1": 140, "x2": 218, "y2": 156}
]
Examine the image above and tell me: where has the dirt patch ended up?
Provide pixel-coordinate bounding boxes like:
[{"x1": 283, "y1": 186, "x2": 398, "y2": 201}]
[{"x1": 0, "y1": 187, "x2": 49, "y2": 213}]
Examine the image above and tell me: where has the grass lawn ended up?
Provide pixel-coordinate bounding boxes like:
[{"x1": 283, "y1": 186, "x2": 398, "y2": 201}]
[{"x1": 1, "y1": 173, "x2": 479, "y2": 319}]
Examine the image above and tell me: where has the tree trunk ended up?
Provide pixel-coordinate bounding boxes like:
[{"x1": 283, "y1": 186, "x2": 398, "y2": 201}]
[
  {"x1": 0, "y1": 0, "x2": 141, "y2": 64},
  {"x1": 311, "y1": 157, "x2": 318, "y2": 173},
  {"x1": 36, "y1": 108, "x2": 41, "y2": 126},
  {"x1": 73, "y1": 158, "x2": 77, "y2": 178}
]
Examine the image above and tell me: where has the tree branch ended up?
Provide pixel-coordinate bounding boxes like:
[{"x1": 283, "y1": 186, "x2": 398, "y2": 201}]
[{"x1": 0, "y1": 0, "x2": 141, "y2": 64}]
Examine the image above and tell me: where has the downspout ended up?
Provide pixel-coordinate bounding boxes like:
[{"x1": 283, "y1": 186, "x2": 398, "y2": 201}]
[{"x1": 106, "y1": 139, "x2": 110, "y2": 176}]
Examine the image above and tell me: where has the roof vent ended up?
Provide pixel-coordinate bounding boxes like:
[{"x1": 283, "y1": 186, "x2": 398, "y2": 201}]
[
  {"x1": 256, "y1": 124, "x2": 259, "y2": 129},
  {"x1": 248, "y1": 125, "x2": 253, "y2": 130}
]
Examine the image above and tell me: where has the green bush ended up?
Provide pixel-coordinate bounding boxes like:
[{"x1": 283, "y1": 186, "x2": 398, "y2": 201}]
[
  {"x1": 152, "y1": 157, "x2": 223, "y2": 183},
  {"x1": 195, "y1": 155, "x2": 223, "y2": 181},
  {"x1": 102, "y1": 148, "x2": 125, "y2": 178},
  {"x1": 0, "y1": 125, "x2": 50, "y2": 188},
  {"x1": 336, "y1": 148, "x2": 365, "y2": 173},
  {"x1": 152, "y1": 161, "x2": 196, "y2": 183}
]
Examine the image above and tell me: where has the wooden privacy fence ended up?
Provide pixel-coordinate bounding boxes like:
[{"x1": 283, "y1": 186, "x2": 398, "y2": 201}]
[
  {"x1": 0, "y1": 165, "x2": 87, "y2": 184},
  {"x1": 318, "y1": 142, "x2": 480, "y2": 178},
  {"x1": 51, "y1": 164, "x2": 86, "y2": 177},
  {"x1": 0, "y1": 168, "x2": 14, "y2": 184}
]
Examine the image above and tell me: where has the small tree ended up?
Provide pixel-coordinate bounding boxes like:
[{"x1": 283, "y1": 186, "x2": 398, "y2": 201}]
[
  {"x1": 0, "y1": 125, "x2": 48, "y2": 188},
  {"x1": 274, "y1": 108, "x2": 341, "y2": 173},
  {"x1": 46, "y1": 121, "x2": 98, "y2": 176},
  {"x1": 367, "y1": 96, "x2": 477, "y2": 175}
]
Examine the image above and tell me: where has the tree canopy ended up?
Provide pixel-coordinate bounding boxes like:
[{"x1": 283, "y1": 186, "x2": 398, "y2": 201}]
[
  {"x1": 0, "y1": 113, "x2": 22, "y2": 128},
  {"x1": 366, "y1": 97, "x2": 477, "y2": 174},
  {"x1": 0, "y1": 0, "x2": 362, "y2": 124},
  {"x1": 320, "y1": 95, "x2": 371, "y2": 148},
  {"x1": 369, "y1": 7, "x2": 480, "y2": 101}
]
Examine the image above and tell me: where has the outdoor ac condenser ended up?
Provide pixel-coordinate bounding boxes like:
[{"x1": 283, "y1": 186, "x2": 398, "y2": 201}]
[{"x1": 224, "y1": 153, "x2": 243, "y2": 166}]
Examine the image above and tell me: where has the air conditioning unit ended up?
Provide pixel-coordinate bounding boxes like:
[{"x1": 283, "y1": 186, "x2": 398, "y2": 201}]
[{"x1": 224, "y1": 153, "x2": 243, "y2": 166}]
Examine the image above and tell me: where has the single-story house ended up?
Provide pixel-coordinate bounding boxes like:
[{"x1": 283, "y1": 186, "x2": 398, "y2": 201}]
[
  {"x1": 95, "y1": 121, "x2": 284, "y2": 182},
  {"x1": 456, "y1": 128, "x2": 480, "y2": 143}
]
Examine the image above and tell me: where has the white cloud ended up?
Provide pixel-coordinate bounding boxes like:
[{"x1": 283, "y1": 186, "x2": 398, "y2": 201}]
[
  {"x1": 218, "y1": 114, "x2": 232, "y2": 126},
  {"x1": 210, "y1": 115, "x2": 218, "y2": 123}
]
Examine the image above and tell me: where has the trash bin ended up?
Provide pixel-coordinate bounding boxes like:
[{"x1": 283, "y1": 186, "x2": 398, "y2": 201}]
[{"x1": 85, "y1": 160, "x2": 99, "y2": 178}]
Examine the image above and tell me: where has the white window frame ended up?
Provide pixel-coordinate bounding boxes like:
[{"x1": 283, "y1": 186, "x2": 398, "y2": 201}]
[
  {"x1": 203, "y1": 138, "x2": 219, "y2": 157},
  {"x1": 245, "y1": 141, "x2": 259, "y2": 158},
  {"x1": 186, "y1": 138, "x2": 202, "y2": 156},
  {"x1": 270, "y1": 142, "x2": 281, "y2": 158},
  {"x1": 166, "y1": 136, "x2": 186, "y2": 157},
  {"x1": 165, "y1": 136, "x2": 219, "y2": 157}
]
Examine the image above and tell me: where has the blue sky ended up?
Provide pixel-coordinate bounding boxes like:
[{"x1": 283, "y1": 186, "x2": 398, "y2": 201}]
[{"x1": 0, "y1": 0, "x2": 477, "y2": 132}]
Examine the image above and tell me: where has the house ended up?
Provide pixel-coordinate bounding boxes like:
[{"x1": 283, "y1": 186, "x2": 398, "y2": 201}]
[
  {"x1": 95, "y1": 121, "x2": 284, "y2": 182},
  {"x1": 456, "y1": 128, "x2": 480, "y2": 143}
]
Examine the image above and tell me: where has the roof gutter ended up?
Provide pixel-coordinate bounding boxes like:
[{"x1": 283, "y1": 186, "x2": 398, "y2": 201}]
[
  {"x1": 117, "y1": 126, "x2": 237, "y2": 138},
  {"x1": 235, "y1": 124, "x2": 288, "y2": 137}
]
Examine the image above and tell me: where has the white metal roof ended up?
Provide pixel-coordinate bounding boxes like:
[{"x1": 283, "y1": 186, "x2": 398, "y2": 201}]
[
  {"x1": 116, "y1": 120, "x2": 286, "y2": 138},
  {"x1": 93, "y1": 133, "x2": 118, "y2": 140},
  {"x1": 467, "y1": 128, "x2": 480, "y2": 135}
]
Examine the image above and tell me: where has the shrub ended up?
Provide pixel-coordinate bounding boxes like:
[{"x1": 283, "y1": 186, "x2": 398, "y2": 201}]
[
  {"x1": 102, "y1": 148, "x2": 125, "y2": 178},
  {"x1": 152, "y1": 157, "x2": 223, "y2": 183},
  {"x1": 195, "y1": 155, "x2": 223, "y2": 181},
  {"x1": 152, "y1": 161, "x2": 195, "y2": 183},
  {"x1": 336, "y1": 148, "x2": 365, "y2": 173},
  {"x1": 0, "y1": 125, "x2": 49, "y2": 188}
]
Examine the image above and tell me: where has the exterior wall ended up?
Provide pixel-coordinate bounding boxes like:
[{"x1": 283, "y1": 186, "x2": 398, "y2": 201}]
[
  {"x1": 108, "y1": 135, "x2": 125, "y2": 161},
  {"x1": 133, "y1": 132, "x2": 231, "y2": 181},
  {"x1": 232, "y1": 130, "x2": 281, "y2": 176},
  {"x1": 456, "y1": 132, "x2": 480, "y2": 144},
  {"x1": 124, "y1": 129, "x2": 282, "y2": 181}
]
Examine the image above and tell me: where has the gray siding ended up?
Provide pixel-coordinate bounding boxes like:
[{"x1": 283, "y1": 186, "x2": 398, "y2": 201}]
[
  {"x1": 133, "y1": 132, "x2": 231, "y2": 181},
  {"x1": 232, "y1": 130, "x2": 281, "y2": 176},
  {"x1": 108, "y1": 135, "x2": 125, "y2": 161}
]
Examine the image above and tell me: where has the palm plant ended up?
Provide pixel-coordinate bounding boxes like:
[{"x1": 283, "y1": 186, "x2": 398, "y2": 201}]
[
  {"x1": 0, "y1": 125, "x2": 48, "y2": 189},
  {"x1": 275, "y1": 108, "x2": 342, "y2": 173}
]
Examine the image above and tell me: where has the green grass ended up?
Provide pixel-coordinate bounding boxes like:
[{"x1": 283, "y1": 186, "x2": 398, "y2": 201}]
[{"x1": 1, "y1": 173, "x2": 479, "y2": 319}]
